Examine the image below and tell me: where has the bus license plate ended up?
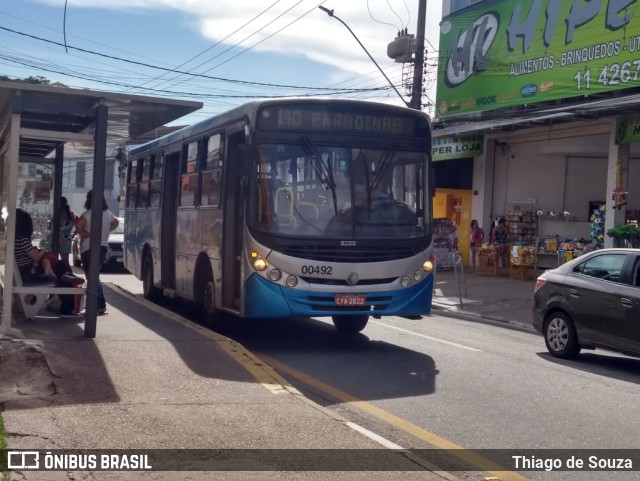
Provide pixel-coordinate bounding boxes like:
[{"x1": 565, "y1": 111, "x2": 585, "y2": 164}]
[{"x1": 335, "y1": 294, "x2": 366, "y2": 306}]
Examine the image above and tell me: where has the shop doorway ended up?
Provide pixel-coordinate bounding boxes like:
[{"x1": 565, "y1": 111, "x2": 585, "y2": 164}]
[{"x1": 434, "y1": 189, "x2": 473, "y2": 265}]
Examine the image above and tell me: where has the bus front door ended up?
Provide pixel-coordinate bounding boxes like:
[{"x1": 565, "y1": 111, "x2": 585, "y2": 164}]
[
  {"x1": 221, "y1": 134, "x2": 244, "y2": 310},
  {"x1": 161, "y1": 151, "x2": 180, "y2": 289}
]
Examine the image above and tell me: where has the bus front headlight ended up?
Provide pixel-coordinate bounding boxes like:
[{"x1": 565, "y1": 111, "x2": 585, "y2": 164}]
[
  {"x1": 268, "y1": 268, "x2": 282, "y2": 281},
  {"x1": 401, "y1": 276, "x2": 411, "y2": 287},
  {"x1": 286, "y1": 275, "x2": 298, "y2": 287},
  {"x1": 422, "y1": 260, "x2": 434, "y2": 272},
  {"x1": 249, "y1": 250, "x2": 268, "y2": 271},
  {"x1": 414, "y1": 270, "x2": 424, "y2": 282},
  {"x1": 253, "y1": 258, "x2": 268, "y2": 271}
]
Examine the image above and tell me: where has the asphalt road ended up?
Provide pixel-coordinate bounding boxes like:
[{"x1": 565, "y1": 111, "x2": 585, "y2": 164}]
[{"x1": 103, "y1": 271, "x2": 640, "y2": 481}]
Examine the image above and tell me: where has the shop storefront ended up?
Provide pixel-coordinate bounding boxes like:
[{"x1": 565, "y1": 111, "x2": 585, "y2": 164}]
[
  {"x1": 434, "y1": 0, "x2": 640, "y2": 271},
  {"x1": 431, "y1": 134, "x2": 482, "y2": 267}
]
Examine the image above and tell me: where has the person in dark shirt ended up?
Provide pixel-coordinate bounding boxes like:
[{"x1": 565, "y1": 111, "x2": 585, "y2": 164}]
[
  {"x1": 14, "y1": 209, "x2": 83, "y2": 315},
  {"x1": 491, "y1": 217, "x2": 510, "y2": 269},
  {"x1": 14, "y1": 209, "x2": 58, "y2": 282}
]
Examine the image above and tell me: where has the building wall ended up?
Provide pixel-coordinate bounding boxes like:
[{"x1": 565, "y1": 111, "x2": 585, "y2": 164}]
[
  {"x1": 473, "y1": 121, "x2": 640, "y2": 241},
  {"x1": 63, "y1": 157, "x2": 120, "y2": 216}
]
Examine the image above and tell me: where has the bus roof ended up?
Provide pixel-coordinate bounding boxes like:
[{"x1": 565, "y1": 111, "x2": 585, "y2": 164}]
[{"x1": 128, "y1": 98, "x2": 430, "y2": 157}]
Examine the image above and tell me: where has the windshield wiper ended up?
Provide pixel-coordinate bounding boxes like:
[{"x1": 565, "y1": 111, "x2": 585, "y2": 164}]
[
  {"x1": 370, "y1": 148, "x2": 396, "y2": 192},
  {"x1": 301, "y1": 136, "x2": 338, "y2": 215}
]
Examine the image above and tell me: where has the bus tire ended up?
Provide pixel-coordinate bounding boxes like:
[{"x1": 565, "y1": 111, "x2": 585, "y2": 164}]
[
  {"x1": 195, "y1": 262, "x2": 224, "y2": 327},
  {"x1": 142, "y1": 252, "x2": 161, "y2": 302},
  {"x1": 331, "y1": 315, "x2": 369, "y2": 333}
]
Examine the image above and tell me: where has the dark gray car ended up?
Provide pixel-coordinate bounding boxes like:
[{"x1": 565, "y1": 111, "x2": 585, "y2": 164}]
[{"x1": 532, "y1": 248, "x2": 640, "y2": 359}]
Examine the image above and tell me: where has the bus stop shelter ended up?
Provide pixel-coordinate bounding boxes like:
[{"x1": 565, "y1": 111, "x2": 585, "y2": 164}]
[{"x1": 0, "y1": 81, "x2": 201, "y2": 337}]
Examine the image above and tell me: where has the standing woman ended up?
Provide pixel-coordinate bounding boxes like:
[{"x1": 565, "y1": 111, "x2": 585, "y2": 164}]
[
  {"x1": 75, "y1": 191, "x2": 118, "y2": 315},
  {"x1": 469, "y1": 219, "x2": 484, "y2": 268},
  {"x1": 58, "y1": 201, "x2": 75, "y2": 265}
]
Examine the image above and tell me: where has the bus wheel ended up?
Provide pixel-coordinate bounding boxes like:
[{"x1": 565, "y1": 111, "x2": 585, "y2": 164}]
[
  {"x1": 197, "y1": 273, "x2": 224, "y2": 327},
  {"x1": 142, "y1": 253, "x2": 161, "y2": 302},
  {"x1": 332, "y1": 315, "x2": 369, "y2": 333}
]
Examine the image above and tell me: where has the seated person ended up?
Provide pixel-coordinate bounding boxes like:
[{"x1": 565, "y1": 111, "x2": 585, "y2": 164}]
[
  {"x1": 14, "y1": 209, "x2": 84, "y2": 315},
  {"x1": 15, "y1": 209, "x2": 59, "y2": 282}
]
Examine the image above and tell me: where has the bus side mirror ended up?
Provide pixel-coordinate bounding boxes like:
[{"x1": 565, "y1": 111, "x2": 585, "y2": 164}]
[{"x1": 429, "y1": 165, "x2": 436, "y2": 198}]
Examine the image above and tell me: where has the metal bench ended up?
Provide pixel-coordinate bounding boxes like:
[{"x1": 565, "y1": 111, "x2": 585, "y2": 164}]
[{"x1": 10, "y1": 260, "x2": 85, "y2": 320}]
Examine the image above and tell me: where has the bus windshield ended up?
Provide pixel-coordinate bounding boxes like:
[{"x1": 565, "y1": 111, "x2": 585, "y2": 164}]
[{"x1": 249, "y1": 140, "x2": 427, "y2": 239}]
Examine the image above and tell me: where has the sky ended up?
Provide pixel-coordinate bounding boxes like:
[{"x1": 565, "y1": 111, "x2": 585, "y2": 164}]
[{"x1": 0, "y1": 0, "x2": 443, "y2": 126}]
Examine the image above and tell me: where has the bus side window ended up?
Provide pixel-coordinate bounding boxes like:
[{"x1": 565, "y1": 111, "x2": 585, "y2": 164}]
[
  {"x1": 180, "y1": 141, "x2": 199, "y2": 207},
  {"x1": 138, "y1": 157, "x2": 151, "y2": 208},
  {"x1": 127, "y1": 159, "x2": 139, "y2": 209},
  {"x1": 200, "y1": 134, "x2": 223, "y2": 207},
  {"x1": 149, "y1": 154, "x2": 163, "y2": 208}
]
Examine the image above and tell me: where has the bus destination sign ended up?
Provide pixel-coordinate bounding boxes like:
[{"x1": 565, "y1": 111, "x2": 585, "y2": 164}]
[{"x1": 259, "y1": 106, "x2": 420, "y2": 136}]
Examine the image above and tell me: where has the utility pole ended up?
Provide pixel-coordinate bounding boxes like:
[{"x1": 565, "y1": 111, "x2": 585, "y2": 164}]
[{"x1": 410, "y1": 0, "x2": 427, "y2": 110}]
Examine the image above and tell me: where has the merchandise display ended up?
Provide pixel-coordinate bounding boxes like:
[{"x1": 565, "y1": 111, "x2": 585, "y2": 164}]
[
  {"x1": 475, "y1": 243, "x2": 511, "y2": 276},
  {"x1": 505, "y1": 207, "x2": 537, "y2": 243},
  {"x1": 433, "y1": 218, "x2": 459, "y2": 269},
  {"x1": 536, "y1": 236, "x2": 596, "y2": 267},
  {"x1": 590, "y1": 205, "x2": 606, "y2": 248}
]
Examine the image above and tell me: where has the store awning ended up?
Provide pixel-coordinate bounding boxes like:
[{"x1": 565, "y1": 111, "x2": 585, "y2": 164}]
[{"x1": 432, "y1": 91, "x2": 640, "y2": 138}]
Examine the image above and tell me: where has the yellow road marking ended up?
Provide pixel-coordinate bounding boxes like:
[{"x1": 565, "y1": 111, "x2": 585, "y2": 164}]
[
  {"x1": 110, "y1": 283, "x2": 530, "y2": 481},
  {"x1": 259, "y1": 352, "x2": 531, "y2": 481}
]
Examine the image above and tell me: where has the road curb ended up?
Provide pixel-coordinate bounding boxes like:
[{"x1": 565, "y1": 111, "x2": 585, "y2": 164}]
[{"x1": 432, "y1": 302, "x2": 536, "y2": 334}]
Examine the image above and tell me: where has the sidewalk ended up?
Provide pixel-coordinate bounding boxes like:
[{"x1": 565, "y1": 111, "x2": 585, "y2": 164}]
[
  {"x1": 431, "y1": 265, "x2": 538, "y2": 331},
  {"x1": 1, "y1": 283, "x2": 455, "y2": 480}
]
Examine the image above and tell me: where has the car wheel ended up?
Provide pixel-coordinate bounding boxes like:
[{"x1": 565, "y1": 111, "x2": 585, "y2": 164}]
[
  {"x1": 332, "y1": 315, "x2": 369, "y2": 334},
  {"x1": 142, "y1": 252, "x2": 161, "y2": 302},
  {"x1": 544, "y1": 312, "x2": 580, "y2": 359}
]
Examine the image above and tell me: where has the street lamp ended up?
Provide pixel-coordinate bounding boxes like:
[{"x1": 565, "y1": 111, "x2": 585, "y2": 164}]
[{"x1": 318, "y1": 6, "x2": 410, "y2": 108}]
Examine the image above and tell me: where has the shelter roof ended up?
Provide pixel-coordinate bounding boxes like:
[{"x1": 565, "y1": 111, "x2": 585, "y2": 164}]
[{"x1": 0, "y1": 80, "x2": 202, "y2": 157}]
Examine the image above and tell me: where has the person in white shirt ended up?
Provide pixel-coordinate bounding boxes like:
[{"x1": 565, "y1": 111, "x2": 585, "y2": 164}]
[{"x1": 75, "y1": 191, "x2": 118, "y2": 315}]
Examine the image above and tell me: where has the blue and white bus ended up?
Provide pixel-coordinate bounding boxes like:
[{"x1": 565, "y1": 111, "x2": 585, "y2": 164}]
[{"x1": 125, "y1": 98, "x2": 434, "y2": 333}]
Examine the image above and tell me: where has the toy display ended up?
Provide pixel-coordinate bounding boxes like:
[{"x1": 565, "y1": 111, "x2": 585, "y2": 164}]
[
  {"x1": 433, "y1": 218, "x2": 459, "y2": 269},
  {"x1": 590, "y1": 204, "x2": 606, "y2": 249},
  {"x1": 509, "y1": 244, "x2": 538, "y2": 279}
]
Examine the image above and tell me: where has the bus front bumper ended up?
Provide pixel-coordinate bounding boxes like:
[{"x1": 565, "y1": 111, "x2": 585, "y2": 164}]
[{"x1": 244, "y1": 273, "x2": 433, "y2": 318}]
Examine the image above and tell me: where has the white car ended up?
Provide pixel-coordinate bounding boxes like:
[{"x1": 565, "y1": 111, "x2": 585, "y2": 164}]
[{"x1": 73, "y1": 217, "x2": 125, "y2": 271}]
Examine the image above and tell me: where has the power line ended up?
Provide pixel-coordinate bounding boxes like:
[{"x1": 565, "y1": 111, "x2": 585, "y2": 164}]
[
  {"x1": 367, "y1": 0, "x2": 398, "y2": 31},
  {"x1": 137, "y1": 0, "x2": 283, "y2": 92},
  {"x1": 386, "y1": 0, "x2": 406, "y2": 30},
  {"x1": 0, "y1": 54, "x2": 389, "y2": 100},
  {"x1": 182, "y1": 1, "x2": 328, "y2": 78},
  {"x1": 0, "y1": 24, "x2": 387, "y2": 93}
]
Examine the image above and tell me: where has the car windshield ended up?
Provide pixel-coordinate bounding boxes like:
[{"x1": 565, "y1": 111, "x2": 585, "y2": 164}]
[{"x1": 248, "y1": 141, "x2": 427, "y2": 239}]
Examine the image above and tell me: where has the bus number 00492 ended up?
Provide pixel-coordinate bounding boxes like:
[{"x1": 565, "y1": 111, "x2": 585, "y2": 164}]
[{"x1": 301, "y1": 265, "x2": 333, "y2": 275}]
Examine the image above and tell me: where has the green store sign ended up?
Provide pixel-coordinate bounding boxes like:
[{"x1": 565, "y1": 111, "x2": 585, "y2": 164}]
[
  {"x1": 436, "y1": 0, "x2": 640, "y2": 118},
  {"x1": 432, "y1": 134, "x2": 484, "y2": 161},
  {"x1": 616, "y1": 113, "x2": 640, "y2": 143}
]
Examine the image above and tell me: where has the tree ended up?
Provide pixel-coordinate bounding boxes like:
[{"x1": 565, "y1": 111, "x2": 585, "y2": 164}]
[{"x1": 0, "y1": 74, "x2": 67, "y2": 87}]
